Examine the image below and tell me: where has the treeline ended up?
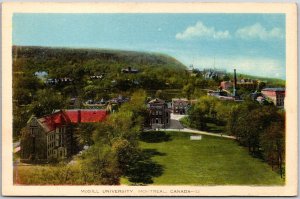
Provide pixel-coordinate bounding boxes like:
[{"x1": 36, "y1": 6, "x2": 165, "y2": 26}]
[
  {"x1": 16, "y1": 90, "x2": 157, "y2": 185},
  {"x1": 185, "y1": 96, "x2": 285, "y2": 177}
]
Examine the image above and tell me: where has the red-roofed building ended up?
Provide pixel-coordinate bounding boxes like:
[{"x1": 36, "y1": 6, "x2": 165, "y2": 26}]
[
  {"x1": 20, "y1": 109, "x2": 107, "y2": 163},
  {"x1": 261, "y1": 88, "x2": 285, "y2": 107}
]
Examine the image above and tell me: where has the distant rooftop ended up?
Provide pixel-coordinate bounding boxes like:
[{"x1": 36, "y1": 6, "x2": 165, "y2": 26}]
[{"x1": 262, "y1": 88, "x2": 285, "y2": 92}]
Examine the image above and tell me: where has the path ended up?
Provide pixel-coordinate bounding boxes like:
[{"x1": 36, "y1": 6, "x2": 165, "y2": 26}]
[
  {"x1": 162, "y1": 128, "x2": 236, "y2": 139},
  {"x1": 166, "y1": 113, "x2": 236, "y2": 139}
]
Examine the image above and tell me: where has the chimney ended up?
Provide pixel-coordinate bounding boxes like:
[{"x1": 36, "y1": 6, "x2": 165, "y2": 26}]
[
  {"x1": 233, "y1": 69, "x2": 237, "y2": 97},
  {"x1": 78, "y1": 110, "x2": 81, "y2": 123}
]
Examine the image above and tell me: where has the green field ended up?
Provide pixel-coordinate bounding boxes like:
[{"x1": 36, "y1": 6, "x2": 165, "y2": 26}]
[{"x1": 123, "y1": 131, "x2": 284, "y2": 185}]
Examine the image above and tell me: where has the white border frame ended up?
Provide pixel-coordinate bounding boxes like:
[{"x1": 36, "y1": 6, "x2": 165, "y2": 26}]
[{"x1": 1, "y1": 2, "x2": 298, "y2": 196}]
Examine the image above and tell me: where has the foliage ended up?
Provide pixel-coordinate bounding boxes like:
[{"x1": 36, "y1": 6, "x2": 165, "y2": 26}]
[
  {"x1": 74, "y1": 123, "x2": 96, "y2": 148},
  {"x1": 30, "y1": 89, "x2": 67, "y2": 117},
  {"x1": 80, "y1": 144, "x2": 121, "y2": 185}
]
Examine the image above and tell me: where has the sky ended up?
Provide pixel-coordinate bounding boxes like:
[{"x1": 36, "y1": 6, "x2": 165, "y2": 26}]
[{"x1": 13, "y1": 13, "x2": 286, "y2": 79}]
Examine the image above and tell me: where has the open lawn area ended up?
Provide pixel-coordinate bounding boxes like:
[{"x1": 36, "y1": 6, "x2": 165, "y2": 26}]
[{"x1": 123, "y1": 131, "x2": 284, "y2": 185}]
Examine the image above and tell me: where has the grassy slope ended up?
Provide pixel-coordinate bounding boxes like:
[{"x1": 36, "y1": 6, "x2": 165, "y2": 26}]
[{"x1": 138, "y1": 131, "x2": 284, "y2": 185}]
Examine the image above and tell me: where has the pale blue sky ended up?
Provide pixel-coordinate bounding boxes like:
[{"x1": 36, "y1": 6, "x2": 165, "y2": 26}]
[{"x1": 13, "y1": 13, "x2": 286, "y2": 79}]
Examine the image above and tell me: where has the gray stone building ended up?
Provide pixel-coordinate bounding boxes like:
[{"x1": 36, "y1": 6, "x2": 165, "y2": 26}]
[
  {"x1": 147, "y1": 98, "x2": 171, "y2": 129},
  {"x1": 20, "y1": 109, "x2": 107, "y2": 163},
  {"x1": 171, "y1": 98, "x2": 189, "y2": 114}
]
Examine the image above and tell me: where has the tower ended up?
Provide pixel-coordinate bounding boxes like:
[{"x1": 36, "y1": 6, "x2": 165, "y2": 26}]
[{"x1": 233, "y1": 69, "x2": 237, "y2": 97}]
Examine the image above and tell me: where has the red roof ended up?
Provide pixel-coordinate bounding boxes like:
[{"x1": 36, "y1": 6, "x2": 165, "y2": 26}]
[
  {"x1": 37, "y1": 109, "x2": 107, "y2": 132},
  {"x1": 64, "y1": 110, "x2": 107, "y2": 123}
]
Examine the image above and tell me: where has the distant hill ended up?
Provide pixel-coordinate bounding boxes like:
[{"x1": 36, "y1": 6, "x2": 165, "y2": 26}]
[{"x1": 12, "y1": 46, "x2": 187, "y2": 73}]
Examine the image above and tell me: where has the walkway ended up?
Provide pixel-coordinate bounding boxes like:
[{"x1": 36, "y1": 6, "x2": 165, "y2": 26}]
[
  {"x1": 162, "y1": 128, "x2": 236, "y2": 139},
  {"x1": 166, "y1": 113, "x2": 236, "y2": 139}
]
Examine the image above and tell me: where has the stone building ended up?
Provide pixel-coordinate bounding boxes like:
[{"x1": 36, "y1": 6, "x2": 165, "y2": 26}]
[
  {"x1": 147, "y1": 98, "x2": 171, "y2": 129},
  {"x1": 20, "y1": 109, "x2": 107, "y2": 163},
  {"x1": 121, "y1": 66, "x2": 139, "y2": 74},
  {"x1": 171, "y1": 98, "x2": 189, "y2": 114},
  {"x1": 261, "y1": 88, "x2": 285, "y2": 107}
]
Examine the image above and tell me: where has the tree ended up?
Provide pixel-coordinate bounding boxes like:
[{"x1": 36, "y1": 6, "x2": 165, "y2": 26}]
[
  {"x1": 80, "y1": 144, "x2": 121, "y2": 185},
  {"x1": 74, "y1": 123, "x2": 96, "y2": 148},
  {"x1": 30, "y1": 89, "x2": 66, "y2": 117},
  {"x1": 182, "y1": 83, "x2": 194, "y2": 100},
  {"x1": 260, "y1": 115, "x2": 285, "y2": 178}
]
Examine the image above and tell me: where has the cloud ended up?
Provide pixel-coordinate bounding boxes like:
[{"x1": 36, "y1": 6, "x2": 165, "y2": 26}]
[
  {"x1": 236, "y1": 23, "x2": 284, "y2": 40},
  {"x1": 176, "y1": 21, "x2": 230, "y2": 40}
]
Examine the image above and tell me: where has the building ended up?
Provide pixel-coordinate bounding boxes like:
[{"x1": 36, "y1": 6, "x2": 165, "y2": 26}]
[
  {"x1": 147, "y1": 98, "x2": 171, "y2": 129},
  {"x1": 45, "y1": 77, "x2": 73, "y2": 85},
  {"x1": 34, "y1": 71, "x2": 48, "y2": 81},
  {"x1": 261, "y1": 88, "x2": 285, "y2": 107},
  {"x1": 20, "y1": 109, "x2": 107, "y2": 163},
  {"x1": 238, "y1": 79, "x2": 258, "y2": 90},
  {"x1": 172, "y1": 98, "x2": 189, "y2": 114},
  {"x1": 202, "y1": 68, "x2": 226, "y2": 80},
  {"x1": 121, "y1": 67, "x2": 139, "y2": 74},
  {"x1": 220, "y1": 81, "x2": 233, "y2": 90}
]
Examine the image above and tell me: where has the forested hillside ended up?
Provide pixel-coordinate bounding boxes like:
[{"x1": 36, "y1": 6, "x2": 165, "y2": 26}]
[{"x1": 13, "y1": 46, "x2": 186, "y2": 73}]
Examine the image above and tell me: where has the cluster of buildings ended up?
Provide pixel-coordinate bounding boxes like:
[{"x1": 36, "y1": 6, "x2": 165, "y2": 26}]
[
  {"x1": 208, "y1": 69, "x2": 285, "y2": 107},
  {"x1": 20, "y1": 97, "x2": 192, "y2": 163},
  {"x1": 45, "y1": 77, "x2": 73, "y2": 85},
  {"x1": 220, "y1": 79, "x2": 259, "y2": 90},
  {"x1": 20, "y1": 69, "x2": 285, "y2": 163}
]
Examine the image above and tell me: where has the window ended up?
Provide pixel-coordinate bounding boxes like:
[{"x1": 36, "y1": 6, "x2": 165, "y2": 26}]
[
  {"x1": 166, "y1": 119, "x2": 169, "y2": 123},
  {"x1": 166, "y1": 112, "x2": 168, "y2": 117},
  {"x1": 55, "y1": 140, "x2": 59, "y2": 147},
  {"x1": 156, "y1": 118, "x2": 159, "y2": 123}
]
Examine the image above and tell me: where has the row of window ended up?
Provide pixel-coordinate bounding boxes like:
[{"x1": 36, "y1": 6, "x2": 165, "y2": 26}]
[
  {"x1": 48, "y1": 133, "x2": 55, "y2": 142},
  {"x1": 47, "y1": 148, "x2": 56, "y2": 156},
  {"x1": 151, "y1": 111, "x2": 169, "y2": 116},
  {"x1": 47, "y1": 148, "x2": 66, "y2": 158}
]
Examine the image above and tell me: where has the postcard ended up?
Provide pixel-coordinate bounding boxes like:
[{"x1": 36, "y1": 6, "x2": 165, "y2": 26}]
[{"x1": 1, "y1": 2, "x2": 298, "y2": 196}]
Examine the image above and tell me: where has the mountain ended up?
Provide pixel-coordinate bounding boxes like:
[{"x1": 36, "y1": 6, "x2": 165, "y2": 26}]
[{"x1": 12, "y1": 46, "x2": 187, "y2": 73}]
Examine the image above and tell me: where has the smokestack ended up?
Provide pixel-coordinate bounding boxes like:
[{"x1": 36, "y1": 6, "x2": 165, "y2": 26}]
[{"x1": 233, "y1": 69, "x2": 237, "y2": 97}]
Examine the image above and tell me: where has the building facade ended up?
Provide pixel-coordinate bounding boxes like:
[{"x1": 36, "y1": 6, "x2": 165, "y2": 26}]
[
  {"x1": 172, "y1": 98, "x2": 189, "y2": 114},
  {"x1": 220, "y1": 81, "x2": 233, "y2": 90},
  {"x1": 20, "y1": 109, "x2": 107, "y2": 163},
  {"x1": 261, "y1": 88, "x2": 285, "y2": 107},
  {"x1": 148, "y1": 98, "x2": 171, "y2": 129}
]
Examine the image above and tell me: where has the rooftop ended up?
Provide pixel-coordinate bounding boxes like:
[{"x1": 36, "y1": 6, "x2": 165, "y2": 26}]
[
  {"x1": 36, "y1": 109, "x2": 107, "y2": 133},
  {"x1": 262, "y1": 88, "x2": 285, "y2": 92}
]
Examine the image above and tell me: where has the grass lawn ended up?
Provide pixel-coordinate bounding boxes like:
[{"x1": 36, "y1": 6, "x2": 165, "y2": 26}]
[{"x1": 124, "y1": 131, "x2": 284, "y2": 185}]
